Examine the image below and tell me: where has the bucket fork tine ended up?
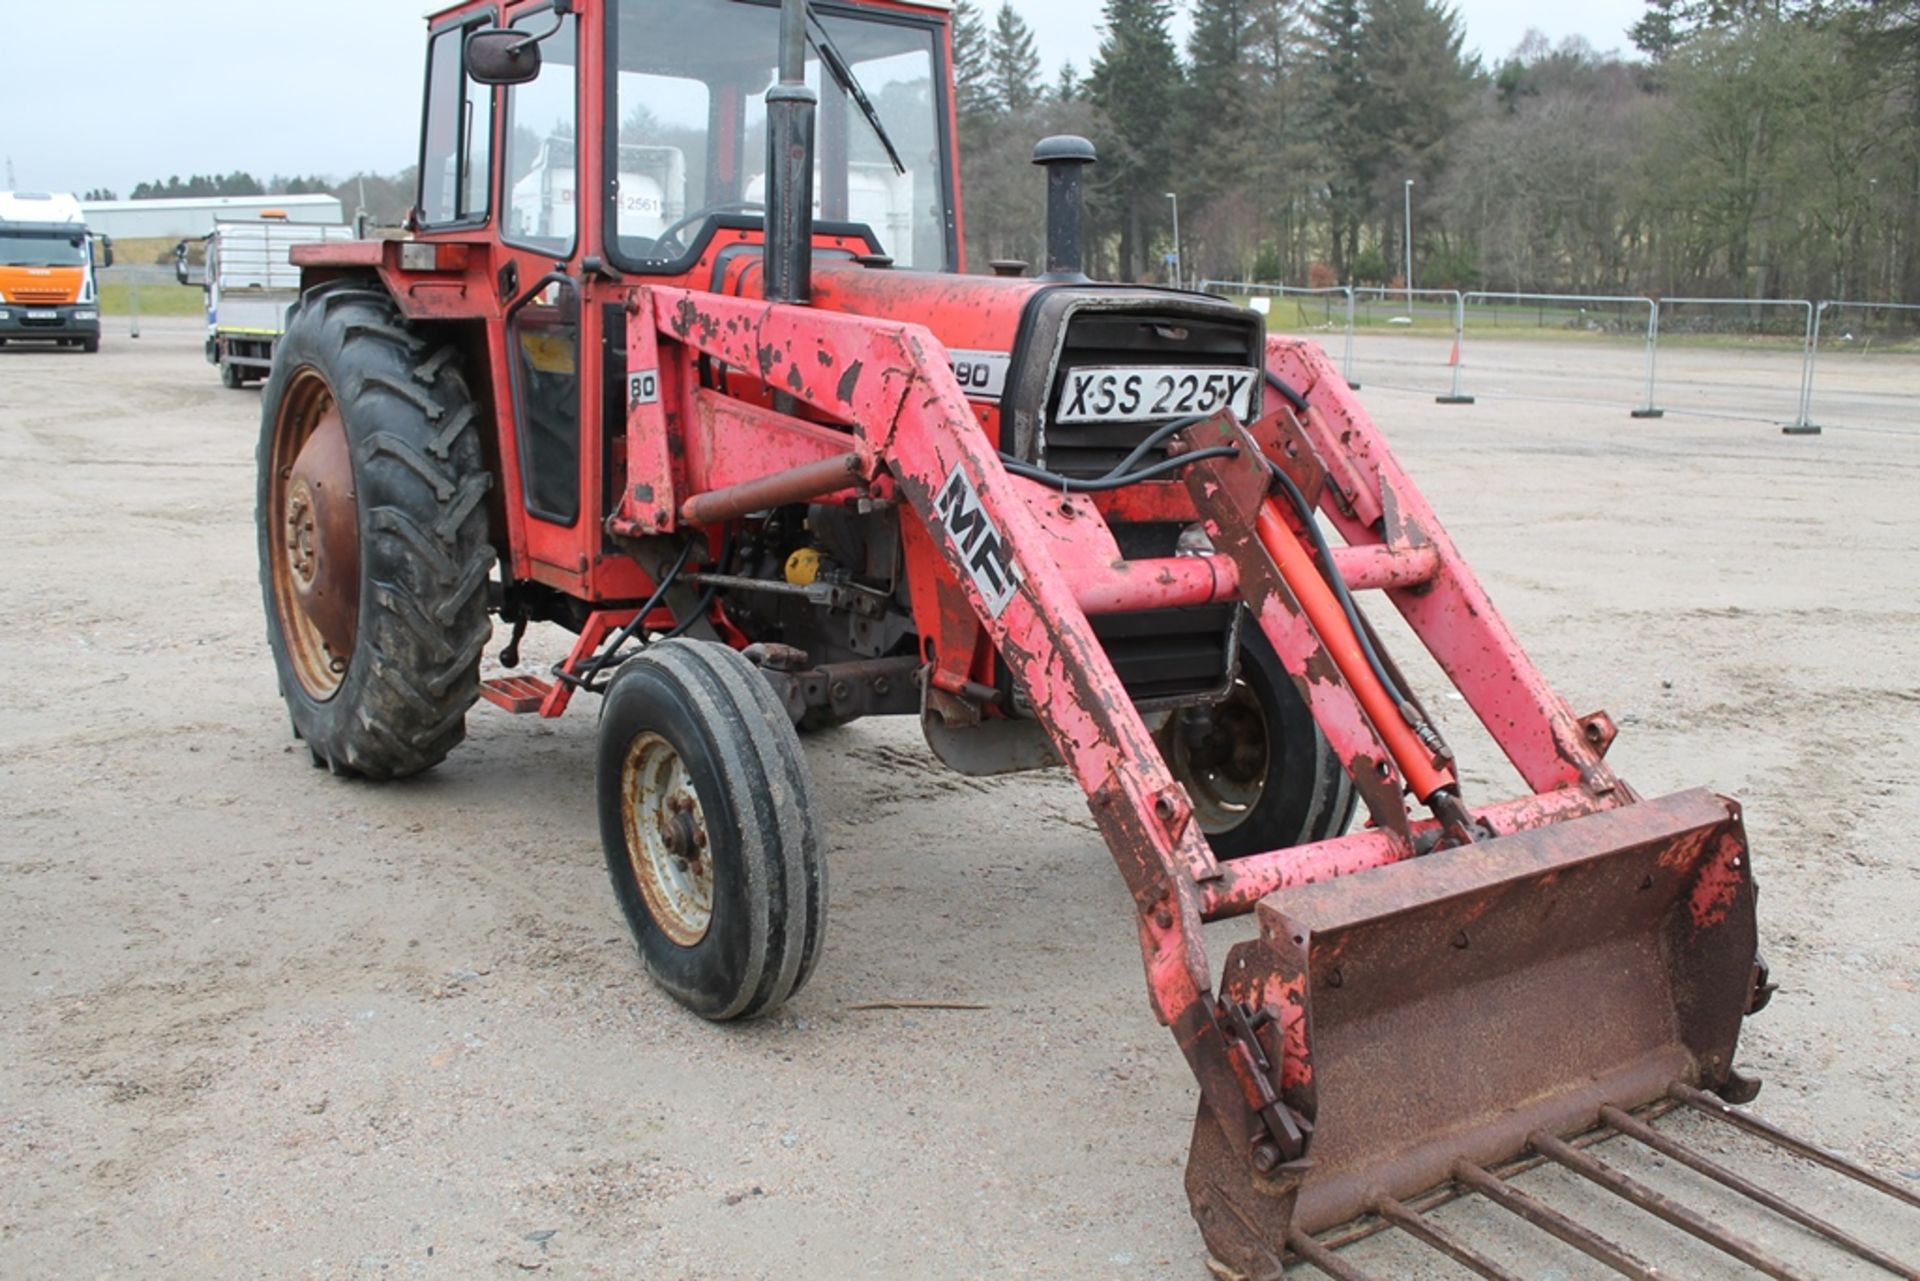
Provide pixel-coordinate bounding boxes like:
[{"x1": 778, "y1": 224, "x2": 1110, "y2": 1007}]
[
  {"x1": 1671, "y1": 1083, "x2": 1920, "y2": 1213},
  {"x1": 1603, "y1": 1105, "x2": 1920, "y2": 1279},
  {"x1": 1530, "y1": 1130, "x2": 1813, "y2": 1281},
  {"x1": 1282, "y1": 1229, "x2": 1387, "y2": 1281},
  {"x1": 1451, "y1": 1160, "x2": 1664, "y2": 1280},
  {"x1": 1373, "y1": 1197, "x2": 1527, "y2": 1281}
]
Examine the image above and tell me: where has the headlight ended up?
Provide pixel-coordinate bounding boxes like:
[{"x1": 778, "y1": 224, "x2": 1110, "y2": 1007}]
[{"x1": 73, "y1": 309, "x2": 99, "y2": 321}]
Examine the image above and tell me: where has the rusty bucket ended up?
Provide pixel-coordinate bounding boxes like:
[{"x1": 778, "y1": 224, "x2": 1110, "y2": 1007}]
[{"x1": 1188, "y1": 788, "x2": 1762, "y2": 1276}]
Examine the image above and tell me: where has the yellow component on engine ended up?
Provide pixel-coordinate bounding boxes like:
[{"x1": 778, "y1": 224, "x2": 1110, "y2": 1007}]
[{"x1": 785, "y1": 548, "x2": 825, "y2": 587}]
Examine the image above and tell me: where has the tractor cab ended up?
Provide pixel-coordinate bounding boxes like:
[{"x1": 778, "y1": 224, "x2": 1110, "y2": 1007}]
[{"x1": 428, "y1": 0, "x2": 957, "y2": 277}]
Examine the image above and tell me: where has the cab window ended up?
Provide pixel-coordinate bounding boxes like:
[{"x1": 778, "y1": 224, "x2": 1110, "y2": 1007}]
[
  {"x1": 420, "y1": 20, "x2": 495, "y2": 226},
  {"x1": 503, "y1": 10, "x2": 580, "y2": 252}
]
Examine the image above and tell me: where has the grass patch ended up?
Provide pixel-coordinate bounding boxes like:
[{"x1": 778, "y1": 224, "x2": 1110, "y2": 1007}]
[
  {"x1": 109, "y1": 237, "x2": 191, "y2": 268},
  {"x1": 98, "y1": 282, "x2": 205, "y2": 317}
]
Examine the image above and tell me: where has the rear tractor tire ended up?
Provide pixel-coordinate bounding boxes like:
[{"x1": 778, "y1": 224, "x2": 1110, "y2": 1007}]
[
  {"x1": 257, "y1": 284, "x2": 495, "y2": 780},
  {"x1": 597, "y1": 640, "x2": 827, "y2": 1022},
  {"x1": 1161, "y1": 617, "x2": 1358, "y2": 861}
]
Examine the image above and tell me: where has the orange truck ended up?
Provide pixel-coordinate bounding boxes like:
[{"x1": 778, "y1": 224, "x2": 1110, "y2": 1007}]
[{"x1": 0, "y1": 192, "x2": 113, "y2": 352}]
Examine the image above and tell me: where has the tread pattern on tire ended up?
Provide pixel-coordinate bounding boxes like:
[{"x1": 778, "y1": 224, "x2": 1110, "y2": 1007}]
[
  {"x1": 259, "y1": 284, "x2": 495, "y2": 781},
  {"x1": 611, "y1": 640, "x2": 826, "y2": 1020}
]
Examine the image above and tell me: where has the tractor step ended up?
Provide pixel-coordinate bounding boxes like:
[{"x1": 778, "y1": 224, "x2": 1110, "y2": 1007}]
[{"x1": 478, "y1": 675, "x2": 553, "y2": 715}]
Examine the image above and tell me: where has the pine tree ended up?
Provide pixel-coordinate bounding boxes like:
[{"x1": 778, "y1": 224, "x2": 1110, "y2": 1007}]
[
  {"x1": 1364, "y1": 0, "x2": 1476, "y2": 278},
  {"x1": 1056, "y1": 60, "x2": 1082, "y2": 103},
  {"x1": 1182, "y1": 0, "x2": 1257, "y2": 208},
  {"x1": 1089, "y1": 0, "x2": 1185, "y2": 279},
  {"x1": 1309, "y1": 0, "x2": 1375, "y2": 281},
  {"x1": 990, "y1": 4, "x2": 1045, "y2": 114},
  {"x1": 953, "y1": 0, "x2": 996, "y2": 126}
]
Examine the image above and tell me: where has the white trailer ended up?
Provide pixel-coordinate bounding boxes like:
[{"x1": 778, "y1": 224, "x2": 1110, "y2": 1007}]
[{"x1": 177, "y1": 216, "x2": 356, "y2": 388}]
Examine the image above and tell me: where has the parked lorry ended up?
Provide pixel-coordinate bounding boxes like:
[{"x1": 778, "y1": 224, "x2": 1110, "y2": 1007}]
[
  {"x1": 0, "y1": 192, "x2": 111, "y2": 353},
  {"x1": 175, "y1": 215, "x2": 357, "y2": 388}
]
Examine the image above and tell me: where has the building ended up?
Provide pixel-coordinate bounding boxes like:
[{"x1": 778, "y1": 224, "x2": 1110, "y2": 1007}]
[{"x1": 78, "y1": 194, "x2": 345, "y2": 240}]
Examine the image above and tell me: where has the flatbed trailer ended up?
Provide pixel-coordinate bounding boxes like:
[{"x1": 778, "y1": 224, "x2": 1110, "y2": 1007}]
[{"x1": 178, "y1": 217, "x2": 356, "y2": 387}]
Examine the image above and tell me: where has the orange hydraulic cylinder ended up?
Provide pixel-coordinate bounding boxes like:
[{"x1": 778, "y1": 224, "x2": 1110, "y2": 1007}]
[{"x1": 1254, "y1": 503, "x2": 1457, "y2": 803}]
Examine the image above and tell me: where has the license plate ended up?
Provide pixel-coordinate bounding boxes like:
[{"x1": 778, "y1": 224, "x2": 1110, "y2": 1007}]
[
  {"x1": 27, "y1": 310, "x2": 58, "y2": 321},
  {"x1": 1057, "y1": 366, "x2": 1260, "y2": 424}
]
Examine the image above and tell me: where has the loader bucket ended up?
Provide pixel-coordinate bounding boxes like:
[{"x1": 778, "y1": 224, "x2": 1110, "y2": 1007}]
[{"x1": 1188, "y1": 788, "x2": 1761, "y2": 1276}]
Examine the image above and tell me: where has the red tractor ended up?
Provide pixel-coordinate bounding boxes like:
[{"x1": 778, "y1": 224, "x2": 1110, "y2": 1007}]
[{"x1": 260, "y1": 1, "x2": 1915, "y2": 1273}]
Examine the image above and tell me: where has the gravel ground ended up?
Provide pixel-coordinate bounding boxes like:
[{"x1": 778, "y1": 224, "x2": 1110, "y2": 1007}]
[{"x1": 2, "y1": 318, "x2": 1916, "y2": 1279}]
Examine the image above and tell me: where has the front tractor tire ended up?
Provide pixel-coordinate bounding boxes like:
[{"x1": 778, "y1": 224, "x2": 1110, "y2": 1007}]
[
  {"x1": 1161, "y1": 619, "x2": 1358, "y2": 861},
  {"x1": 597, "y1": 640, "x2": 827, "y2": 1022},
  {"x1": 257, "y1": 285, "x2": 495, "y2": 780}
]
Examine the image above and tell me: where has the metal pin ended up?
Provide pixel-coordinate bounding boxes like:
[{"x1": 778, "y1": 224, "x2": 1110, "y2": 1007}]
[
  {"x1": 1670, "y1": 1082, "x2": 1920, "y2": 1213},
  {"x1": 1603, "y1": 1105, "x2": 1918, "y2": 1279},
  {"x1": 1452, "y1": 1160, "x2": 1663, "y2": 1280},
  {"x1": 1531, "y1": 1130, "x2": 1812, "y2": 1281},
  {"x1": 1373, "y1": 1196, "x2": 1526, "y2": 1281}
]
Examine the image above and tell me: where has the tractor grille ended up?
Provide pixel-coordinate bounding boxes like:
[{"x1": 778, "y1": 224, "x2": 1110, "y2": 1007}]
[
  {"x1": 12, "y1": 287, "x2": 70, "y2": 304},
  {"x1": 1041, "y1": 310, "x2": 1263, "y2": 480},
  {"x1": 1092, "y1": 604, "x2": 1238, "y2": 707}
]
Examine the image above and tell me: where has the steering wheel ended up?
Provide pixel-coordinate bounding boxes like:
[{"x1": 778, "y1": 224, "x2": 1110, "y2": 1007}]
[{"x1": 651, "y1": 201, "x2": 767, "y2": 257}]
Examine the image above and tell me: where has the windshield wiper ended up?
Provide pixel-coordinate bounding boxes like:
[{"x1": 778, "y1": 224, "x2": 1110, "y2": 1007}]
[{"x1": 805, "y1": 9, "x2": 907, "y2": 177}]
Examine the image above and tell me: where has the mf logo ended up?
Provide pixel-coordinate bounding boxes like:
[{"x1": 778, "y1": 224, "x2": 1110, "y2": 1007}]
[{"x1": 936, "y1": 465, "x2": 1021, "y2": 619}]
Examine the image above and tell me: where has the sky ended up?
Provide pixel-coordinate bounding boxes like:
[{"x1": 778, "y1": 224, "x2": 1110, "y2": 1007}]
[{"x1": 1, "y1": 0, "x2": 1649, "y2": 201}]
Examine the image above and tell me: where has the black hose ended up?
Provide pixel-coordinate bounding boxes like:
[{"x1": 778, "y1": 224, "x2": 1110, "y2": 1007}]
[
  {"x1": 1106, "y1": 412, "x2": 1212, "y2": 478},
  {"x1": 999, "y1": 445, "x2": 1241, "y2": 493},
  {"x1": 1265, "y1": 371, "x2": 1311, "y2": 415},
  {"x1": 566, "y1": 539, "x2": 699, "y2": 687},
  {"x1": 1265, "y1": 461, "x2": 1441, "y2": 754}
]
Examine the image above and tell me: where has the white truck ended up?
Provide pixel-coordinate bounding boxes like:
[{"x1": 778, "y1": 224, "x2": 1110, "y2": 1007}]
[
  {"x1": 512, "y1": 137, "x2": 689, "y2": 243},
  {"x1": 176, "y1": 215, "x2": 356, "y2": 388},
  {"x1": 0, "y1": 192, "x2": 112, "y2": 353}
]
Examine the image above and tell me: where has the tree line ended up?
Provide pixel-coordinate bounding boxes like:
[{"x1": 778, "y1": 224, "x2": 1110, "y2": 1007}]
[{"x1": 957, "y1": 0, "x2": 1920, "y2": 303}]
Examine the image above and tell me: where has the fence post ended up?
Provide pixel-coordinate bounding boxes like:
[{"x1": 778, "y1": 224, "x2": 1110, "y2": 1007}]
[
  {"x1": 1632, "y1": 300, "x2": 1664, "y2": 419},
  {"x1": 1343, "y1": 287, "x2": 1358, "y2": 389},
  {"x1": 1785, "y1": 301, "x2": 1823, "y2": 435},
  {"x1": 1436, "y1": 290, "x2": 1475, "y2": 404}
]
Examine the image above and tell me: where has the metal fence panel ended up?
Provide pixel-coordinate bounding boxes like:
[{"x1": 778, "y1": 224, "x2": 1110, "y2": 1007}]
[
  {"x1": 1651, "y1": 298, "x2": 1819, "y2": 433},
  {"x1": 1804, "y1": 301, "x2": 1920, "y2": 435},
  {"x1": 1349, "y1": 287, "x2": 1473, "y2": 403},
  {"x1": 1463, "y1": 293, "x2": 1662, "y2": 418},
  {"x1": 1202, "y1": 282, "x2": 1914, "y2": 437}
]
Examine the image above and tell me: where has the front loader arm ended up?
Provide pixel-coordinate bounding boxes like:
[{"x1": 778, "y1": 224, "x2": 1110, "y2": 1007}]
[
  {"x1": 1268, "y1": 338, "x2": 1630, "y2": 802},
  {"x1": 644, "y1": 286, "x2": 1293, "y2": 1170}
]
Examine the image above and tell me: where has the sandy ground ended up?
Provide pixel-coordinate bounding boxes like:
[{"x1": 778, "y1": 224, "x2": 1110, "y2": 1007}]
[{"x1": 1, "y1": 318, "x2": 1916, "y2": 1280}]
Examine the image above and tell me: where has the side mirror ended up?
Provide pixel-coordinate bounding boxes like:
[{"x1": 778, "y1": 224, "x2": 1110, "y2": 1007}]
[
  {"x1": 466, "y1": 28, "x2": 541, "y2": 85},
  {"x1": 173, "y1": 240, "x2": 190, "y2": 286},
  {"x1": 96, "y1": 235, "x2": 115, "y2": 270}
]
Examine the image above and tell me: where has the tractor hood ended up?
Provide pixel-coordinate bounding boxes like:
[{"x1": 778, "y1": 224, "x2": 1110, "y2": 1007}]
[{"x1": 732, "y1": 261, "x2": 1269, "y2": 469}]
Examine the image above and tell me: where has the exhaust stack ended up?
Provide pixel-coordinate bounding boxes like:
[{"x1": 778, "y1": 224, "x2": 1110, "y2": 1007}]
[
  {"x1": 764, "y1": 0, "x2": 817, "y2": 305},
  {"x1": 1032, "y1": 135, "x2": 1097, "y2": 281}
]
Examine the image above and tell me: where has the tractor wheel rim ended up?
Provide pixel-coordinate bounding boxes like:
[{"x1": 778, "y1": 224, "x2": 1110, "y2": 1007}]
[
  {"x1": 1168, "y1": 676, "x2": 1270, "y2": 834},
  {"x1": 621, "y1": 733, "x2": 714, "y2": 948},
  {"x1": 268, "y1": 367, "x2": 360, "y2": 702}
]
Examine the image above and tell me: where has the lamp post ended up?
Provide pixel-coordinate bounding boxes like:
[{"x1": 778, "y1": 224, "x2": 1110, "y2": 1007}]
[
  {"x1": 1403, "y1": 178, "x2": 1415, "y2": 313},
  {"x1": 1166, "y1": 191, "x2": 1182, "y2": 290}
]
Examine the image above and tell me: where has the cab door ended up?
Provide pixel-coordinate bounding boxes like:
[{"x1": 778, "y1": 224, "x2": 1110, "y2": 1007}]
[{"x1": 494, "y1": 1, "x2": 600, "y2": 592}]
